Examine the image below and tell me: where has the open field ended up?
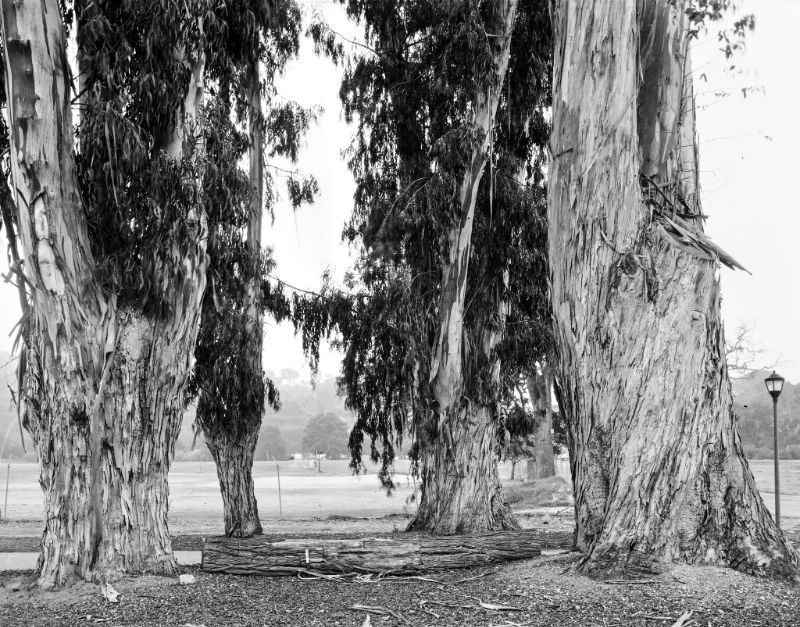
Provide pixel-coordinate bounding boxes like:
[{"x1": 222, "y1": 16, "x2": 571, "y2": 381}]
[{"x1": 1, "y1": 458, "x2": 797, "y2": 537}]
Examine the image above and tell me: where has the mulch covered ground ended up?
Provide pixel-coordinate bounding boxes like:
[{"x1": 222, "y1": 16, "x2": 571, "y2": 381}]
[{"x1": 2, "y1": 552, "x2": 800, "y2": 626}]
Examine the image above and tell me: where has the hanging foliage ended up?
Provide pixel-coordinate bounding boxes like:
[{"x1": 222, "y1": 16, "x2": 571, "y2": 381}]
[{"x1": 294, "y1": 0, "x2": 554, "y2": 492}]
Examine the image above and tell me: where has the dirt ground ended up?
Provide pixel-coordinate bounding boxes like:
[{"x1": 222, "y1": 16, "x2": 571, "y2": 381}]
[
  {"x1": 1, "y1": 461, "x2": 799, "y2": 626},
  {"x1": 2, "y1": 551, "x2": 800, "y2": 626}
]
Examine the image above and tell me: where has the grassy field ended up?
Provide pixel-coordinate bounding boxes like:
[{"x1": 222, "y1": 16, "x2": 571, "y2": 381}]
[{"x1": 1, "y1": 458, "x2": 798, "y2": 535}]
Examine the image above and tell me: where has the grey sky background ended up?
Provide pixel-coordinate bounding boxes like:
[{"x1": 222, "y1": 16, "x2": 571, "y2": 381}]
[{"x1": 0, "y1": 0, "x2": 797, "y2": 385}]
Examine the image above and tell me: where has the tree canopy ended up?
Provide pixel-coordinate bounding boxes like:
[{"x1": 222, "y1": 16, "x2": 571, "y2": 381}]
[
  {"x1": 302, "y1": 412, "x2": 350, "y2": 457},
  {"x1": 297, "y1": 0, "x2": 553, "y2": 489}
]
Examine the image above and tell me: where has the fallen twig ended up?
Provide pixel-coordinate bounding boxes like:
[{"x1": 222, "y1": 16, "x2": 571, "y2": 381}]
[
  {"x1": 671, "y1": 610, "x2": 694, "y2": 627},
  {"x1": 603, "y1": 579, "x2": 660, "y2": 585},
  {"x1": 420, "y1": 598, "x2": 474, "y2": 610},
  {"x1": 349, "y1": 604, "x2": 409, "y2": 624}
]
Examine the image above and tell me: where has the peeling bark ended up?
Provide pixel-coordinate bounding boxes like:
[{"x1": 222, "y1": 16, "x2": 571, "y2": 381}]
[
  {"x1": 1, "y1": 0, "x2": 208, "y2": 586},
  {"x1": 409, "y1": 403, "x2": 518, "y2": 534},
  {"x1": 549, "y1": 0, "x2": 798, "y2": 579},
  {"x1": 414, "y1": 0, "x2": 519, "y2": 534}
]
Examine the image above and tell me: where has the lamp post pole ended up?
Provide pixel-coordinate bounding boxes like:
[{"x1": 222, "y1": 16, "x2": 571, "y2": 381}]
[
  {"x1": 764, "y1": 371, "x2": 784, "y2": 528},
  {"x1": 772, "y1": 395, "x2": 780, "y2": 528}
]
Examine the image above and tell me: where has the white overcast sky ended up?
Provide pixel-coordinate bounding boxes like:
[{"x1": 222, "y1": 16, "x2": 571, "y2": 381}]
[{"x1": 0, "y1": 0, "x2": 797, "y2": 384}]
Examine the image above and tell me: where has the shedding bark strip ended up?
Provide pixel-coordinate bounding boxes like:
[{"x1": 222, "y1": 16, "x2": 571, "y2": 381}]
[{"x1": 549, "y1": 0, "x2": 798, "y2": 579}]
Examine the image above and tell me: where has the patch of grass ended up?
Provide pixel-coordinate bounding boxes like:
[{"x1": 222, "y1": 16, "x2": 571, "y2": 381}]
[{"x1": 505, "y1": 475, "x2": 573, "y2": 508}]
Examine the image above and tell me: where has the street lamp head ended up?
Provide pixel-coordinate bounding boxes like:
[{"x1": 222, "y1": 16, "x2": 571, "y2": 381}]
[{"x1": 765, "y1": 371, "x2": 785, "y2": 400}]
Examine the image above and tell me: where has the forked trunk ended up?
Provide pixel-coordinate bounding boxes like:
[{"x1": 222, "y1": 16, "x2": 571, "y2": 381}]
[
  {"x1": 549, "y1": 0, "x2": 798, "y2": 578},
  {"x1": 409, "y1": 404, "x2": 517, "y2": 534},
  {"x1": 206, "y1": 424, "x2": 263, "y2": 537},
  {"x1": 2, "y1": 1, "x2": 207, "y2": 586},
  {"x1": 526, "y1": 368, "x2": 555, "y2": 481},
  {"x1": 419, "y1": 0, "x2": 518, "y2": 534}
]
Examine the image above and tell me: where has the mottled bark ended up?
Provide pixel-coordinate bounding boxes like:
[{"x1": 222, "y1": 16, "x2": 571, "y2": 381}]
[
  {"x1": 549, "y1": 0, "x2": 798, "y2": 579},
  {"x1": 416, "y1": 0, "x2": 518, "y2": 534},
  {"x1": 1, "y1": 0, "x2": 207, "y2": 586},
  {"x1": 199, "y1": 61, "x2": 265, "y2": 537},
  {"x1": 526, "y1": 367, "x2": 555, "y2": 481}
]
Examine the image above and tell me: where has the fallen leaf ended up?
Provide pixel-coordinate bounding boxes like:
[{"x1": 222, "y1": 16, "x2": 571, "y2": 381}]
[{"x1": 100, "y1": 583, "x2": 119, "y2": 603}]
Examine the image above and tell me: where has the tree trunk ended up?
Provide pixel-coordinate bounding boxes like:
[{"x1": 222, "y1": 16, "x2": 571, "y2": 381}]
[
  {"x1": 418, "y1": 0, "x2": 518, "y2": 534},
  {"x1": 203, "y1": 529, "x2": 569, "y2": 576},
  {"x1": 409, "y1": 403, "x2": 518, "y2": 534},
  {"x1": 2, "y1": 1, "x2": 207, "y2": 586},
  {"x1": 549, "y1": 0, "x2": 798, "y2": 579},
  {"x1": 199, "y1": 61, "x2": 266, "y2": 537},
  {"x1": 526, "y1": 368, "x2": 555, "y2": 481},
  {"x1": 206, "y1": 426, "x2": 263, "y2": 537}
]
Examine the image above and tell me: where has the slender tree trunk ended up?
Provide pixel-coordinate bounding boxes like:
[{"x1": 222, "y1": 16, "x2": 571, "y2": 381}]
[
  {"x1": 415, "y1": 0, "x2": 518, "y2": 534},
  {"x1": 549, "y1": 0, "x2": 798, "y2": 579},
  {"x1": 206, "y1": 427, "x2": 262, "y2": 537},
  {"x1": 2, "y1": 1, "x2": 207, "y2": 586},
  {"x1": 526, "y1": 366, "x2": 555, "y2": 481},
  {"x1": 199, "y1": 61, "x2": 264, "y2": 537}
]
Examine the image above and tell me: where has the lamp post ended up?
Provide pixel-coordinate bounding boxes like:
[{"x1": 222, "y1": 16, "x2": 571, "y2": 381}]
[{"x1": 764, "y1": 371, "x2": 785, "y2": 527}]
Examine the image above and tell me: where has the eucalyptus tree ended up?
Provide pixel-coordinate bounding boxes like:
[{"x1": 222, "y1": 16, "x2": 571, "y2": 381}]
[
  {"x1": 305, "y1": 0, "x2": 552, "y2": 533},
  {"x1": 189, "y1": 1, "x2": 315, "y2": 538},
  {"x1": 549, "y1": 0, "x2": 798, "y2": 577},
  {"x1": 0, "y1": 0, "x2": 208, "y2": 585}
]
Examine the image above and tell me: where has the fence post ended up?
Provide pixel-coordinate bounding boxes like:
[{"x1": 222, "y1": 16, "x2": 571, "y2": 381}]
[
  {"x1": 276, "y1": 463, "x2": 282, "y2": 518},
  {"x1": 3, "y1": 463, "x2": 9, "y2": 522}
]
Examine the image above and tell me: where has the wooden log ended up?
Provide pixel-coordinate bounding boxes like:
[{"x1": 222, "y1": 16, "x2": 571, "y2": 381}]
[{"x1": 201, "y1": 530, "x2": 572, "y2": 576}]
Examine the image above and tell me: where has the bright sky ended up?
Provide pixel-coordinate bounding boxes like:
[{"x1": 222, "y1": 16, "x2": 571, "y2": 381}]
[{"x1": 0, "y1": 0, "x2": 797, "y2": 385}]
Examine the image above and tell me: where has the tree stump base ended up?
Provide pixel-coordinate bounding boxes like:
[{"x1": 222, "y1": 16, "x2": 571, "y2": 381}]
[{"x1": 202, "y1": 530, "x2": 571, "y2": 576}]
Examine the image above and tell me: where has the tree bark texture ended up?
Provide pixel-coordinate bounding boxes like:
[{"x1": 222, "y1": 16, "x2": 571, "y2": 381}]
[
  {"x1": 409, "y1": 403, "x2": 518, "y2": 534},
  {"x1": 416, "y1": 0, "x2": 518, "y2": 535},
  {"x1": 526, "y1": 367, "x2": 555, "y2": 481},
  {"x1": 202, "y1": 529, "x2": 573, "y2": 576},
  {"x1": 199, "y1": 61, "x2": 265, "y2": 537},
  {"x1": 549, "y1": 0, "x2": 798, "y2": 579},
  {"x1": 1, "y1": 0, "x2": 208, "y2": 587},
  {"x1": 206, "y1": 428, "x2": 262, "y2": 537}
]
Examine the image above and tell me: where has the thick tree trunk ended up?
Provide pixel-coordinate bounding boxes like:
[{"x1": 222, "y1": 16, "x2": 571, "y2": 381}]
[
  {"x1": 526, "y1": 368, "x2": 555, "y2": 481},
  {"x1": 199, "y1": 62, "x2": 266, "y2": 537},
  {"x1": 2, "y1": 1, "x2": 207, "y2": 586},
  {"x1": 418, "y1": 0, "x2": 518, "y2": 534},
  {"x1": 203, "y1": 529, "x2": 568, "y2": 576},
  {"x1": 206, "y1": 425, "x2": 263, "y2": 537},
  {"x1": 409, "y1": 404, "x2": 518, "y2": 534},
  {"x1": 549, "y1": 0, "x2": 798, "y2": 579}
]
